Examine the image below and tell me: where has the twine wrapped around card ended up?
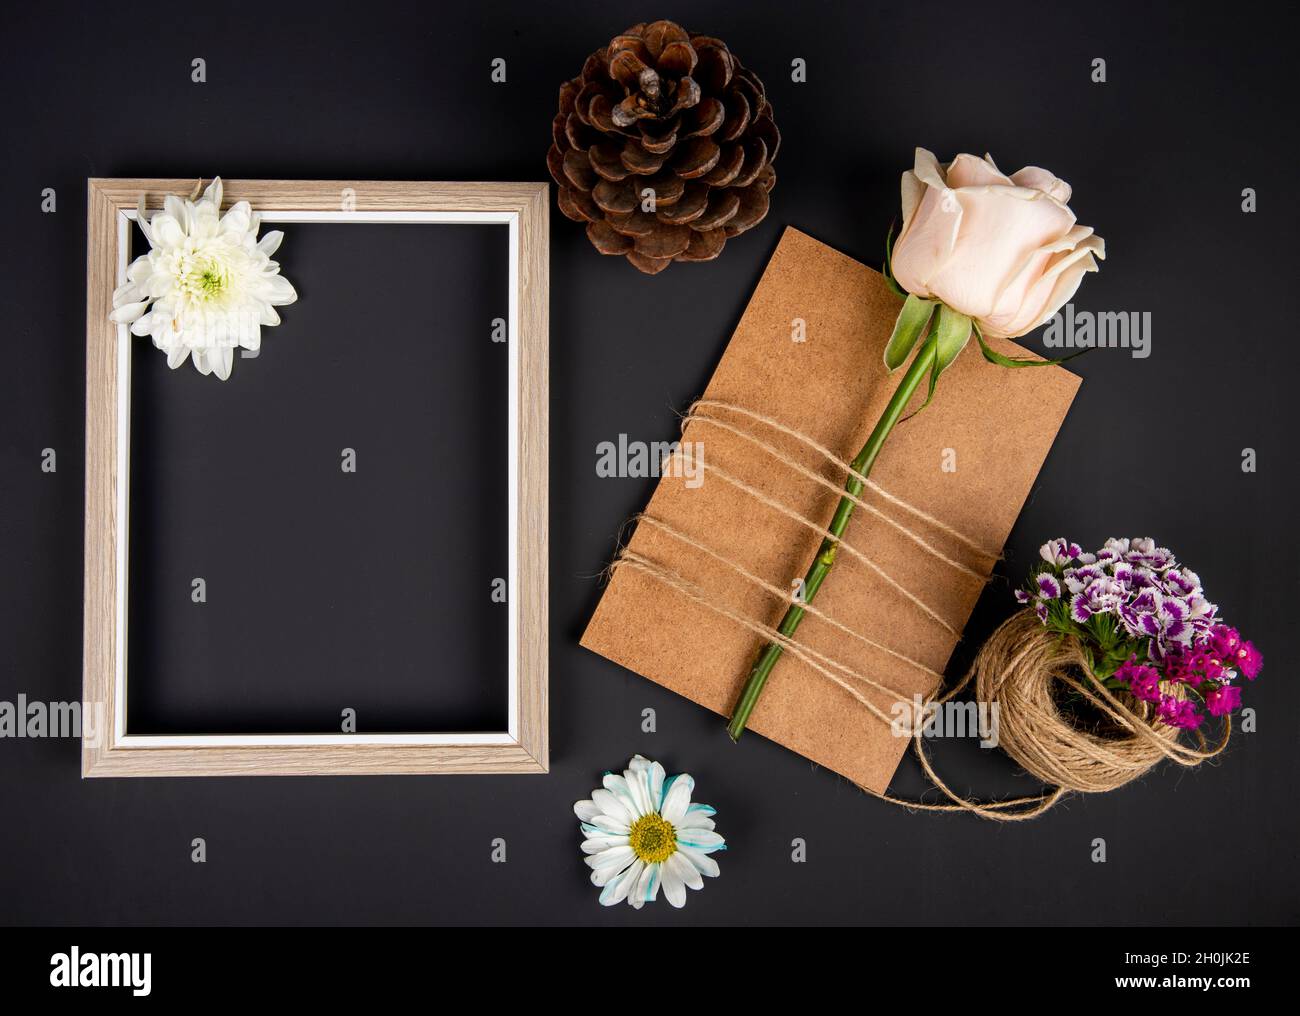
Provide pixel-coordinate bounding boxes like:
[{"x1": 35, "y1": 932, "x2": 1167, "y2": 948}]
[{"x1": 607, "y1": 400, "x2": 1230, "y2": 820}]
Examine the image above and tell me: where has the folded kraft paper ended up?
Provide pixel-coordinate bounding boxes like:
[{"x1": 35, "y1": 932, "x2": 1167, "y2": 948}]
[{"x1": 582, "y1": 227, "x2": 1080, "y2": 792}]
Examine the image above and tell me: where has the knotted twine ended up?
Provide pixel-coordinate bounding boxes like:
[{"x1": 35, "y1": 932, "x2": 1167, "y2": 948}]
[
  {"x1": 609, "y1": 401, "x2": 1231, "y2": 820},
  {"x1": 911, "y1": 611, "x2": 1230, "y2": 819}
]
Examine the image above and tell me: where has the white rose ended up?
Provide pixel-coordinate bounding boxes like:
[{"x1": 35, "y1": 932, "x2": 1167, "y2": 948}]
[{"x1": 891, "y1": 148, "x2": 1105, "y2": 338}]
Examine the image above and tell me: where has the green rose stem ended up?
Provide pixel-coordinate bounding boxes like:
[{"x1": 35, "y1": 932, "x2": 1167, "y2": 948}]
[{"x1": 726, "y1": 331, "x2": 941, "y2": 741}]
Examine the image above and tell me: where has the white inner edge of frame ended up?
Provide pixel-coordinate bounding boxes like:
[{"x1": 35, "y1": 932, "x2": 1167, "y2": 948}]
[{"x1": 113, "y1": 209, "x2": 520, "y2": 749}]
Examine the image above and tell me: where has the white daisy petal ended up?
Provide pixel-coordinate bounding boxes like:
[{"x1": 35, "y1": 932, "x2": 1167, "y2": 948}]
[
  {"x1": 648, "y1": 760, "x2": 667, "y2": 807},
  {"x1": 626, "y1": 757, "x2": 653, "y2": 787},
  {"x1": 587, "y1": 813, "x2": 630, "y2": 836},
  {"x1": 599, "y1": 859, "x2": 643, "y2": 906},
  {"x1": 639, "y1": 768, "x2": 660, "y2": 816},
  {"x1": 589, "y1": 866, "x2": 617, "y2": 887},
  {"x1": 632, "y1": 862, "x2": 661, "y2": 906},
  {"x1": 587, "y1": 845, "x2": 635, "y2": 872},
  {"x1": 623, "y1": 766, "x2": 651, "y2": 816},
  {"x1": 675, "y1": 829, "x2": 725, "y2": 853},
  {"x1": 679, "y1": 846, "x2": 720, "y2": 878},
  {"x1": 660, "y1": 774, "x2": 695, "y2": 825},
  {"x1": 666, "y1": 850, "x2": 703, "y2": 891},
  {"x1": 660, "y1": 860, "x2": 687, "y2": 908},
  {"x1": 591, "y1": 788, "x2": 633, "y2": 825},
  {"x1": 677, "y1": 804, "x2": 715, "y2": 830},
  {"x1": 573, "y1": 800, "x2": 602, "y2": 823},
  {"x1": 602, "y1": 773, "x2": 644, "y2": 818},
  {"x1": 581, "y1": 836, "x2": 627, "y2": 855}
]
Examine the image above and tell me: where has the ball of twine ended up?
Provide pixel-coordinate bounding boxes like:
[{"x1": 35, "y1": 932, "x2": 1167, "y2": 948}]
[
  {"x1": 887, "y1": 610, "x2": 1232, "y2": 820},
  {"x1": 968, "y1": 610, "x2": 1230, "y2": 795}
]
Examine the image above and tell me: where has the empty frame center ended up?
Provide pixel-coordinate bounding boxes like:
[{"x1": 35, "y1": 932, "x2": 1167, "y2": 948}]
[{"x1": 125, "y1": 220, "x2": 511, "y2": 736}]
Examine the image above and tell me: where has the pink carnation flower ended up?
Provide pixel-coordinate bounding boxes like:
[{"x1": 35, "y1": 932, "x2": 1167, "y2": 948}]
[
  {"x1": 1237, "y1": 641, "x2": 1263, "y2": 680},
  {"x1": 1156, "y1": 696, "x2": 1202, "y2": 730},
  {"x1": 1115, "y1": 657, "x2": 1162, "y2": 703},
  {"x1": 1205, "y1": 685, "x2": 1243, "y2": 717}
]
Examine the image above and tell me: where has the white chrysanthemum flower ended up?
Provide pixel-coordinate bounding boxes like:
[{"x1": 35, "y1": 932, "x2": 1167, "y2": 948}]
[
  {"x1": 574, "y1": 754, "x2": 725, "y2": 909},
  {"x1": 109, "y1": 178, "x2": 297, "y2": 381}
]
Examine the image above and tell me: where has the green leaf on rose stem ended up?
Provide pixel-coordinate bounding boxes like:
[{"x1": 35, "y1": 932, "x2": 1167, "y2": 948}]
[
  {"x1": 902, "y1": 305, "x2": 974, "y2": 416},
  {"x1": 932, "y1": 304, "x2": 973, "y2": 375},
  {"x1": 974, "y1": 321, "x2": 1091, "y2": 368},
  {"x1": 907, "y1": 339, "x2": 951, "y2": 418},
  {"x1": 884, "y1": 294, "x2": 936, "y2": 372}
]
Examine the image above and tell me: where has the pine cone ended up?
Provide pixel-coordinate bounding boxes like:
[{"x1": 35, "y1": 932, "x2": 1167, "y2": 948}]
[{"x1": 548, "y1": 20, "x2": 780, "y2": 274}]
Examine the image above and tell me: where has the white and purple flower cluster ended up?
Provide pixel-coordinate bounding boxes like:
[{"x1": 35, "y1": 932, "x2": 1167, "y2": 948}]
[
  {"x1": 1016, "y1": 538, "x2": 1262, "y2": 730},
  {"x1": 1018, "y1": 538, "x2": 1214, "y2": 658}
]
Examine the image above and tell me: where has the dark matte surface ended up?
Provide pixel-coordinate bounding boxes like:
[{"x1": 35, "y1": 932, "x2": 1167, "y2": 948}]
[
  {"x1": 127, "y1": 222, "x2": 509, "y2": 734},
  {"x1": 0, "y1": 0, "x2": 1296, "y2": 926}
]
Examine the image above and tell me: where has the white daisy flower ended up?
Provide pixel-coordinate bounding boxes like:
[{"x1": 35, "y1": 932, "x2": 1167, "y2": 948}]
[
  {"x1": 109, "y1": 178, "x2": 297, "y2": 381},
  {"x1": 574, "y1": 754, "x2": 725, "y2": 909}
]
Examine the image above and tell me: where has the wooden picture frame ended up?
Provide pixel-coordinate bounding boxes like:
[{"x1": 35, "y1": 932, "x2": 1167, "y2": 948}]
[{"x1": 83, "y1": 179, "x2": 548, "y2": 777}]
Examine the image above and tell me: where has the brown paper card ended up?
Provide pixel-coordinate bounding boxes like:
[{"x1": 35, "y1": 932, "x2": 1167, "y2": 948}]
[{"x1": 581, "y1": 227, "x2": 1080, "y2": 792}]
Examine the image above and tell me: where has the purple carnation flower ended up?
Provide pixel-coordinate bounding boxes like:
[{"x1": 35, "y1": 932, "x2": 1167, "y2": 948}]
[
  {"x1": 1016, "y1": 538, "x2": 1260, "y2": 718},
  {"x1": 1126, "y1": 537, "x2": 1177, "y2": 570},
  {"x1": 1163, "y1": 567, "x2": 1202, "y2": 598},
  {"x1": 1039, "y1": 539, "x2": 1082, "y2": 567}
]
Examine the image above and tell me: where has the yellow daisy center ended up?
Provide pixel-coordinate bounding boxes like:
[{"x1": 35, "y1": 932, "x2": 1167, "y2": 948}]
[{"x1": 628, "y1": 813, "x2": 676, "y2": 864}]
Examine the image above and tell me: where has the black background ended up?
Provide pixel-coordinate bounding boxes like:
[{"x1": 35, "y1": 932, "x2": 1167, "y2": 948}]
[
  {"x1": 1, "y1": 0, "x2": 1297, "y2": 927},
  {"x1": 126, "y1": 222, "x2": 510, "y2": 734}
]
